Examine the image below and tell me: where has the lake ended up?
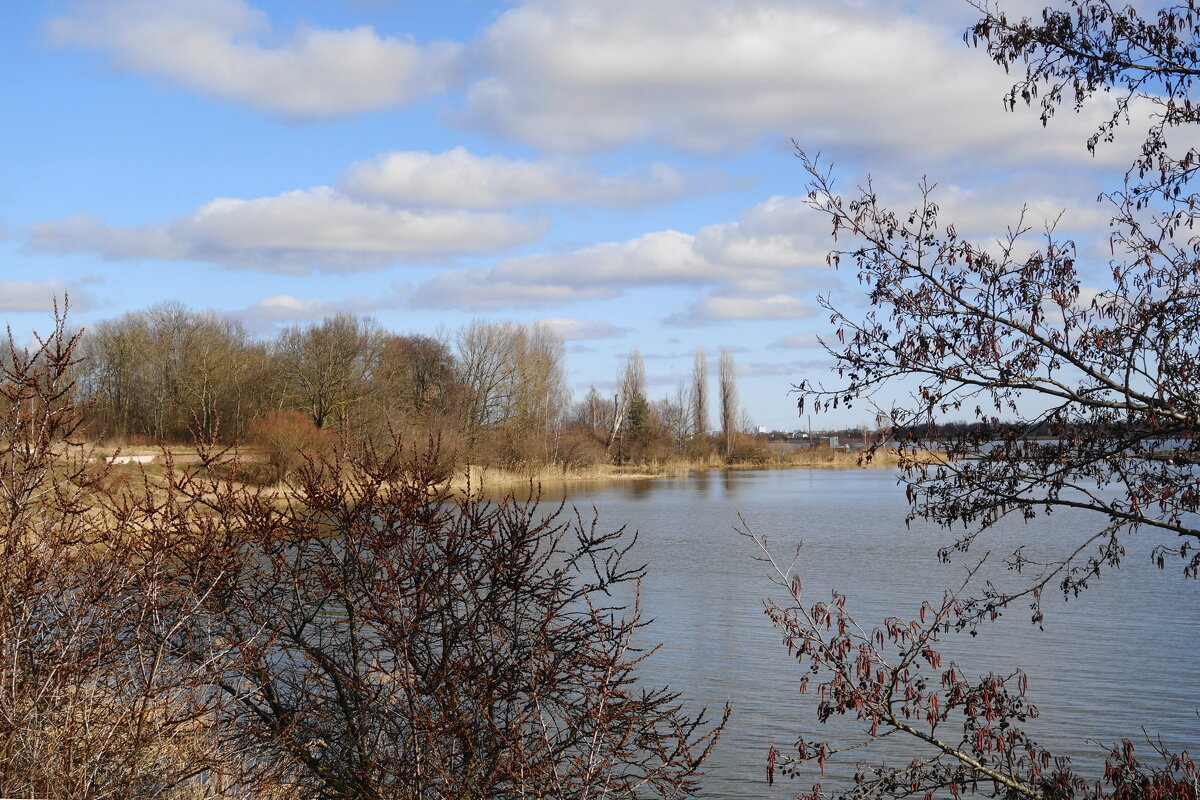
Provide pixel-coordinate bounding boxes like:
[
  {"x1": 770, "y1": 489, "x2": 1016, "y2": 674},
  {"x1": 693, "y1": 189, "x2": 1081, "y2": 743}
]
[{"x1": 544, "y1": 468, "x2": 1200, "y2": 799}]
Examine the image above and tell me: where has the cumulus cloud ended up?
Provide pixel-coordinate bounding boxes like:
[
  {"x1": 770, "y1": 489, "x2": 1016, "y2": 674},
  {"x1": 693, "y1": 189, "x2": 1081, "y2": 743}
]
[
  {"x1": 341, "y1": 147, "x2": 713, "y2": 209},
  {"x1": 665, "y1": 293, "x2": 815, "y2": 327},
  {"x1": 534, "y1": 317, "x2": 629, "y2": 340},
  {"x1": 460, "y1": 0, "x2": 1140, "y2": 164},
  {"x1": 0, "y1": 280, "x2": 94, "y2": 312},
  {"x1": 232, "y1": 290, "x2": 402, "y2": 323},
  {"x1": 408, "y1": 270, "x2": 618, "y2": 310},
  {"x1": 26, "y1": 188, "x2": 544, "y2": 274},
  {"x1": 769, "y1": 332, "x2": 823, "y2": 349},
  {"x1": 490, "y1": 230, "x2": 731, "y2": 287},
  {"x1": 27, "y1": 214, "x2": 192, "y2": 261},
  {"x1": 48, "y1": 0, "x2": 462, "y2": 117},
  {"x1": 405, "y1": 195, "x2": 831, "y2": 310},
  {"x1": 862, "y1": 173, "x2": 1112, "y2": 242}
]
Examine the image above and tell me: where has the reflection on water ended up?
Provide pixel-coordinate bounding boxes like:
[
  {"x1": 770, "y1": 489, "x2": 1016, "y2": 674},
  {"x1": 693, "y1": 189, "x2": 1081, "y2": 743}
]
[
  {"x1": 722, "y1": 470, "x2": 739, "y2": 498},
  {"x1": 546, "y1": 469, "x2": 1200, "y2": 800}
]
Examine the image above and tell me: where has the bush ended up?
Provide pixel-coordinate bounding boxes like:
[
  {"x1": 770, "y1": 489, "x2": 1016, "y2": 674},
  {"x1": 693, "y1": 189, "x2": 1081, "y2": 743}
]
[
  {"x1": 555, "y1": 423, "x2": 610, "y2": 468},
  {"x1": 3, "y1": 311, "x2": 727, "y2": 798},
  {"x1": 247, "y1": 409, "x2": 334, "y2": 482},
  {"x1": 201, "y1": 440, "x2": 728, "y2": 797},
  {"x1": 0, "y1": 311, "x2": 241, "y2": 798}
]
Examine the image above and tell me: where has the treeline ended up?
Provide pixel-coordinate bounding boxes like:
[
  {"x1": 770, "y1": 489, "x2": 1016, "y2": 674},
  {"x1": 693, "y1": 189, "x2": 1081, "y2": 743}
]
[{"x1": 76, "y1": 302, "x2": 760, "y2": 469}]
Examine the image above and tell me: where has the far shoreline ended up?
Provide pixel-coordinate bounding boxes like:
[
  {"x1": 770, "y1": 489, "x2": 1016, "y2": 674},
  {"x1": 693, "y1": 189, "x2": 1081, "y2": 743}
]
[{"x1": 86, "y1": 442, "x2": 941, "y2": 505}]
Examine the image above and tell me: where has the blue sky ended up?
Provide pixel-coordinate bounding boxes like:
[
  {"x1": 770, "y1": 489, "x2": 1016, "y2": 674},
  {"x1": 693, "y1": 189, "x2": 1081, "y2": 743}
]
[{"x1": 0, "y1": 0, "x2": 1138, "y2": 429}]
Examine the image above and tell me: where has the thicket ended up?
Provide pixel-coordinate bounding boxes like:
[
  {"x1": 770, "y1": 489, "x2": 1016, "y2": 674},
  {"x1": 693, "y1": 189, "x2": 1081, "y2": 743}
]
[{"x1": 0, "y1": 310, "x2": 727, "y2": 798}]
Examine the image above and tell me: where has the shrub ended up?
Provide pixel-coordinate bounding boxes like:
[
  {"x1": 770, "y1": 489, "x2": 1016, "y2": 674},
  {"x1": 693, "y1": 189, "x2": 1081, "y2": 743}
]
[
  {"x1": 4, "y1": 310, "x2": 727, "y2": 798},
  {"x1": 200, "y1": 440, "x2": 728, "y2": 798},
  {"x1": 555, "y1": 423, "x2": 610, "y2": 469},
  {"x1": 247, "y1": 409, "x2": 333, "y2": 483}
]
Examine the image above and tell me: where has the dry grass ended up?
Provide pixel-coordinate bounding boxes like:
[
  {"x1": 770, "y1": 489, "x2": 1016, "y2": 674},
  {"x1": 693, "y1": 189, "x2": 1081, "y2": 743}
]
[
  {"x1": 81, "y1": 441, "x2": 944, "y2": 508},
  {"x1": 444, "y1": 446, "x2": 946, "y2": 498}
]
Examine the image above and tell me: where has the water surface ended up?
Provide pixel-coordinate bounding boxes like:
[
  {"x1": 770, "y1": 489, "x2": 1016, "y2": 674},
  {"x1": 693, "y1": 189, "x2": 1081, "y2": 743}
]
[{"x1": 548, "y1": 469, "x2": 1200, "y2": 799}]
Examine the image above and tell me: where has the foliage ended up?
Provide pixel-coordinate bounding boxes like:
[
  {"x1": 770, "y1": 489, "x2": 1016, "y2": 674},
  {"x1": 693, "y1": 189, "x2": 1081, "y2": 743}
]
[{"x1": 773, "y1": 1, "x2": 1200, "y2": 798}]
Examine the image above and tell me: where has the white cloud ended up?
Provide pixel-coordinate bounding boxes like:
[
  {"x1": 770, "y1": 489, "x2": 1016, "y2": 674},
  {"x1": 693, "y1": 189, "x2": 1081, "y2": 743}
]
[
  {"x1": 408, "y1": 270, "x2": 618, "y2": 310},
  {"x1": 48, "y1": 0, "x2": 462, "y2": 117},
  {"x1": 534, "y1": 317, "x2": 629, "y2": 340},
  {"x1": 233, "y1": 291, "x2": 401, "y2": 323},
  {"x1": 177, "y1": 189, "x2": 539, "y2": 258},
  {"x1": 405, "y1": 194, "x2": 831, "y2": 310},
  {"x1": 665, "y1": 293, "x2": 814, "y2": 327},
  {"x1": 769, "y1": 332, "x2": 823, "y2": 349},
  {"x1": 341, "y1": 147, "x2": 708, "y2": 209},
  {"x1": 862, "y1": 174, "x2": 1112, "y2": 241},
  {"x1": 491, "y1": 230, "x2": 730, "y2": 287},
  {"x1": 0, "y1": 280, "x2": 94, "y2": 312},
  {"x1": 27, "y1": 214, "x2": 191, "y2": 261},
  {"x1": 461, "y1": 0, "x2": 1140, "y2": 164},
  {"x1": 26, "y1": 188, "x2": 544, "y2": 274},
  {"x1": 401, "y1": 175, "x2": 1109, "y2": 315}
]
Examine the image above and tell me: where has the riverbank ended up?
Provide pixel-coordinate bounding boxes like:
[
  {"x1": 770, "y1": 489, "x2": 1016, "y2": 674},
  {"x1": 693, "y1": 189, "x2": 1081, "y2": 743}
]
[
  {"x1": 86, "y1": 442, "x2": 939, "y2": 503},
  {"x1": 445, "y1": 446, "x2": 933, "y2": 495}
]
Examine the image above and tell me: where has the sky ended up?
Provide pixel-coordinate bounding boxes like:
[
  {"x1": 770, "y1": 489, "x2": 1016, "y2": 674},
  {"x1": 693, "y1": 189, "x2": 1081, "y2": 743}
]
[{"x1": 0, "y1": 0, "x2": 1140, "y2": 430}]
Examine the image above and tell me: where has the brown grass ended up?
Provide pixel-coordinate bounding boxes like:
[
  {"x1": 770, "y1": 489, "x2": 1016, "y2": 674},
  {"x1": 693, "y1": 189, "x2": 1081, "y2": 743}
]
[{"x1": 82, "y1": 441, "x2": 944, "y2": 507}]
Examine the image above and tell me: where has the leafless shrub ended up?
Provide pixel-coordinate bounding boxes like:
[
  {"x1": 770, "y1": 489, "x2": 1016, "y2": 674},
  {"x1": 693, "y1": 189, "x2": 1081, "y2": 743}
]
[
  {"x1": 193, "y1": 438, "x2": 728, "y2": 798},
  {"x1": 3, "y1": 307, "x2": 726, "y2": 799},
  {"x1": 248, "y1": 408, "x2": 335, "y2": 483}
]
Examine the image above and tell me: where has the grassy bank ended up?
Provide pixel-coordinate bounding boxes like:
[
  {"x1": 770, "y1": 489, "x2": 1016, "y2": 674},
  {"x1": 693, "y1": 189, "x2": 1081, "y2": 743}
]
[
  {"x1": 444, "y1": 446, "x2": 931, "y2": 496},
  {"x1": 84, "y1": 442, "x2": 938, "y2": 505}
]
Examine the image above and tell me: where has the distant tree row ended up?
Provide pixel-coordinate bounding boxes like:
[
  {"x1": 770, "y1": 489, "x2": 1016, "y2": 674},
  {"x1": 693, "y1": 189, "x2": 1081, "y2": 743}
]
[{"x1": 75, "y1": 302, "x2": 762, "y2": 468}]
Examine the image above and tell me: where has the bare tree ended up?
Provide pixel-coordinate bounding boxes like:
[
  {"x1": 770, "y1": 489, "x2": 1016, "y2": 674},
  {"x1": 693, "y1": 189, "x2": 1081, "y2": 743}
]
[
  {"x1": 608, "y1": 348, "x2": 648, "y2": 461},
  {"x1": 575, "y1": 385, "x2": 611, "y2": 441},
  {"x1": 718, "y1": 350, "x2": 738, "y2": 459},
  {"x1": 276, "y1": 314, "x2": 383, "y2": 430},
  {"x1": 770, "y1": 2, "x2": 1200, "y2": 797},
  {"x1": 691, "y1": 347, "x2": 709, "y2": 440},
  {"x1": 457, "y1": 320, "x2": 519, "y2": 451},
  {"x1": 658, "y1": 383, "x2": 692, "y2": 450},
  {"x1": 455, "y1": 320, "x2": 568, "y2": 463},
  {"x1": 82, "y1": 305, "x2": 271, "y2": 442},
  {"x1": 511, "y1": 322, "x2": 569, "y2": 433}
]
